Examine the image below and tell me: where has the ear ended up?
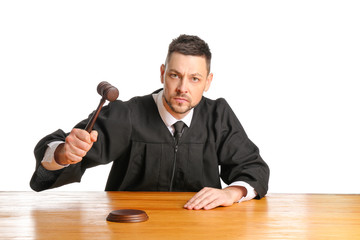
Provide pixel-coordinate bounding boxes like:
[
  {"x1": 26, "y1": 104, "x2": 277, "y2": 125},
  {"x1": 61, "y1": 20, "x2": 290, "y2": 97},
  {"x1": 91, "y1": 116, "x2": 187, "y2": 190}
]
[
  {"x1": 160, "y1": 64, "x2": 165, "y2": 84},
  {"x1": 204, "y1": 73, "x2": 213, "y2": 92}
]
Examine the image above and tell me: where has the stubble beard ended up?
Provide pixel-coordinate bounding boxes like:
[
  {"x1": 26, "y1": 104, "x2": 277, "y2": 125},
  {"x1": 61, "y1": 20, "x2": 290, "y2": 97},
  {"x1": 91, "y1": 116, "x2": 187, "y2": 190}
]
[{"x1": 163, "y1": 93, "x2": 193, "y2": 115}]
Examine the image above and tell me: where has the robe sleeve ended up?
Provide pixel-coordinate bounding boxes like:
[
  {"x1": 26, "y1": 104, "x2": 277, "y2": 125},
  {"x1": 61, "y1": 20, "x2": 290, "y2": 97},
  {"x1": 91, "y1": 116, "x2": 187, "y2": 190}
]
[
  {"x1": 30, "y1": 100, "x2": 132, "y2": 191},
  {"x1": 216, "y1": 99, "x2": 270, "y2": 199}
]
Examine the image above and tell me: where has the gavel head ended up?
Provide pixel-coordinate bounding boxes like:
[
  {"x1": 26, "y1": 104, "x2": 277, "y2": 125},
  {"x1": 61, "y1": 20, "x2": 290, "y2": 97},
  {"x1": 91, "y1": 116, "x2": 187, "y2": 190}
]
[{"x1": 97, "y1": 81, "x2": 119, "y2": 102}]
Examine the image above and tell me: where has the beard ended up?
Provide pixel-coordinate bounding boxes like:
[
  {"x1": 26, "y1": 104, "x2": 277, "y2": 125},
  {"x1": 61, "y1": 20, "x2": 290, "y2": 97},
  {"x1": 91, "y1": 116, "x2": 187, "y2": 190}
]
[{"x1": 163, "y1": 92, "x2": 194, "y2": 115}]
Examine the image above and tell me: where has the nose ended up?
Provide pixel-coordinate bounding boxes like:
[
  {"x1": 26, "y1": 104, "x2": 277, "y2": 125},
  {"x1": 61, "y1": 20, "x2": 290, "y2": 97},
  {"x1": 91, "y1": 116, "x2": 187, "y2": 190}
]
[{"x1": 177, "y1": 79, "x2": 188, "y2": 93}]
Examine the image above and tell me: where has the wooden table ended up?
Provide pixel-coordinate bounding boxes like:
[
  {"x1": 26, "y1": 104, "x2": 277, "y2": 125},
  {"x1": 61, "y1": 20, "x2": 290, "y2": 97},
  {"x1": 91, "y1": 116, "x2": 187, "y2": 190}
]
[{"x1": 0, "y1": 192, "x2": 359, "y2": 239}]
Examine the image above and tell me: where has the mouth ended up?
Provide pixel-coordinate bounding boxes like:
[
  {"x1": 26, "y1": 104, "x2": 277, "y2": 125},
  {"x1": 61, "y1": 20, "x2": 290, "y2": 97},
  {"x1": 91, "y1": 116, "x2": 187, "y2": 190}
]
[{"x1": 173, "y1": 97, "x2": 189, "y2": 104}]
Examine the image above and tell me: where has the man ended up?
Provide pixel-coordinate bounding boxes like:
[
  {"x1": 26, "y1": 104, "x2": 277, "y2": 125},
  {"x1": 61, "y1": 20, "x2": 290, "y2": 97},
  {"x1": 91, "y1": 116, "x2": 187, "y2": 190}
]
[{"x1": 30, "y1": 34, "x2": 270, "y2": 210}]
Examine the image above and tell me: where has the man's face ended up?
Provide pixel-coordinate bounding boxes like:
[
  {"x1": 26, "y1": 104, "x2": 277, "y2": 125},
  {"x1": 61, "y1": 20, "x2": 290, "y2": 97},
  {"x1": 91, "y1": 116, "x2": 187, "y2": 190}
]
[{"x1": 160, "y1": 52, "x2": 213, "y2": 119}]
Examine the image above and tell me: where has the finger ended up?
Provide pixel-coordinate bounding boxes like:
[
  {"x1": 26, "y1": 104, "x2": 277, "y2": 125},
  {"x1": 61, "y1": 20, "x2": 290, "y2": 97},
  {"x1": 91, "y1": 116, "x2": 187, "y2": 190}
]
[
  {"x1": 192, "y1": 194, "x2": 218, "y2": 210},
  {"x1": 72, "y1": 128, "x2": 92, "y2": 143},
  {"x1": 64, "y1": 140, "x2": 88, "y2": 159},
  {"x1": 66, "y1": 133, "x2": 92, "y2": 152},
  {"x1": 184, "y1": 188, "x2": 214, "y2": 209},
  {"x1": 62, "y1": 148, "x2": 83, "y2": 163},
  {"x1": 184, "y1": 188, "x2": 209, "y2": 207},
  {"x1": 203, "y1": 198, "x2": 223, "y2": 210}
]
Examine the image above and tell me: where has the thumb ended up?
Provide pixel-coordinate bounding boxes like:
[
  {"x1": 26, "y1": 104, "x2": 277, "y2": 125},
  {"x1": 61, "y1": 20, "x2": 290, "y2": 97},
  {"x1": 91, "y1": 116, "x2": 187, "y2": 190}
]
[{"x1": 90, "y1": 130, "x2": 98, "y2": 142}]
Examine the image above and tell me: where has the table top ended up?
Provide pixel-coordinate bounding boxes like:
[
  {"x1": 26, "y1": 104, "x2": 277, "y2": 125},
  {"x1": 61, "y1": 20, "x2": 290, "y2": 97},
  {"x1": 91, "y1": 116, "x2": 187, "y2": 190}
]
[{"x1": 0, "y1": 191, "x2": 359, "y2": 239}]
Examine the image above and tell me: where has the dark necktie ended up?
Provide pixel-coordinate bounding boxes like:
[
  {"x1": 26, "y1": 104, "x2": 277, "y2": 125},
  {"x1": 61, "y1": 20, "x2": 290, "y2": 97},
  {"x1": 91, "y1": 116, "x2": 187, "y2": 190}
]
[
  {"x1": 170, "y1": 121, "x2": 185, "y2": 191},
  {"x1": 173, "y1": 121, "x2": 185, "y2": 143}
]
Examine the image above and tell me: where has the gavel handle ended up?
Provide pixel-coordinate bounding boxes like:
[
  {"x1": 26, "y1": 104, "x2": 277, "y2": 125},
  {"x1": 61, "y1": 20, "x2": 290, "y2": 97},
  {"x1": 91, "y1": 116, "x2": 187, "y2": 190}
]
[{"x1": 85, "y1": 98, "x2": 106, "y2": 133}]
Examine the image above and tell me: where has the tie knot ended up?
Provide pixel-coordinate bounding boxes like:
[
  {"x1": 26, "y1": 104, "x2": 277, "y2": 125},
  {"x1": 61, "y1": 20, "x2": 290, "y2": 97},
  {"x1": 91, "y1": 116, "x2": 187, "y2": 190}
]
[{"x1": 173, "y1": 121, "x2": 185, "y2": 139}]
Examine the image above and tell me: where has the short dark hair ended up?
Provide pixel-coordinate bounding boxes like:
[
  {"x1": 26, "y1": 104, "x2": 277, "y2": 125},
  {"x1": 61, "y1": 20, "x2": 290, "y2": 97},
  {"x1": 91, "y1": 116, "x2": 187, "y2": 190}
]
[{"x1": 165, "y1": 34, "x2": 212, "y2": 74}]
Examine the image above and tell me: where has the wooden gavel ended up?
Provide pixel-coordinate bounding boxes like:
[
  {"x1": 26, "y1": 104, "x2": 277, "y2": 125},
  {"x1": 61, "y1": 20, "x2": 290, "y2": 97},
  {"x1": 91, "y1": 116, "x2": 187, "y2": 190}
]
[
  {"x1": 83, "y1": 81, "x2": 149, "y2": 223},
  {"x1": 84, "y1": 81, "x2": 119, "y2": 133}
]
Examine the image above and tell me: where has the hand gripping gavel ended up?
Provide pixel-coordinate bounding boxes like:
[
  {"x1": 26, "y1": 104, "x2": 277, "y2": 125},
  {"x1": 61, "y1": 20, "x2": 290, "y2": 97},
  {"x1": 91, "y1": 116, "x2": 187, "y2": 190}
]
[{"x1": 84, "y1": 81, "x2": 119, "y2": 133}]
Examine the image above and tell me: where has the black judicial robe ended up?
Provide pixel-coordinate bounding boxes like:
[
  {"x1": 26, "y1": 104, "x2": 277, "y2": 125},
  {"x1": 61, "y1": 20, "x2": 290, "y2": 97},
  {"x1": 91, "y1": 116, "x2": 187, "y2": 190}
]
[{"x1": 30, "y1": 90, "x2": 270, "y2": 198}]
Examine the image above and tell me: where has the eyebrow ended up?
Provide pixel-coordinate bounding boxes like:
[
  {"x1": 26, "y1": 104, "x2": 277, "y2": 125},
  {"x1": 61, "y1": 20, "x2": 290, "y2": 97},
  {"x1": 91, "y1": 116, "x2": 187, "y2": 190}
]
[
  {"x1": 191, "y1": 73, "x2": 204, "y2": 78},
  {"x1": 168, "y1": 69, "x2": 204, "y2": 78}
]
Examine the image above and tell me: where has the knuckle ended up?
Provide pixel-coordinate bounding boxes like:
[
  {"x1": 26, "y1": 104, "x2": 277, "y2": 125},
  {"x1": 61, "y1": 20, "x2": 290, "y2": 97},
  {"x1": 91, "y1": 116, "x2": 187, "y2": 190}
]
[
  {"x1": 85, "y1": 143, "x2": 92, "y2": 152},
  {"x1": 65, "y1": 135, "x2": 73, "y2": 143},
  {"x1": 80, "y1": 150, "x2": 87, "y2": 157},
  {"x1": 64, "y1": 151, "x2": 72, "y2": 160}
]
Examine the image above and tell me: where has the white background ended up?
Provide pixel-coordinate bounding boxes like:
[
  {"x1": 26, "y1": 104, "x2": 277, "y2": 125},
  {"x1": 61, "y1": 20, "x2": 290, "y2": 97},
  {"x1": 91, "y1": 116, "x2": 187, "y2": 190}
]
[{"x1": 1, "y1": 0, "x2": 359, "y2": 194}]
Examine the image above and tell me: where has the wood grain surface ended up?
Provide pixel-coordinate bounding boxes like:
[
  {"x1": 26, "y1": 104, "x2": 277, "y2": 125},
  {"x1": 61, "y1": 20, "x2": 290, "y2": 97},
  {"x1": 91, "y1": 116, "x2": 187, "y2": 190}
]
[{"x1": 0, "y1": 191, "x2": 359, "y2": 239}]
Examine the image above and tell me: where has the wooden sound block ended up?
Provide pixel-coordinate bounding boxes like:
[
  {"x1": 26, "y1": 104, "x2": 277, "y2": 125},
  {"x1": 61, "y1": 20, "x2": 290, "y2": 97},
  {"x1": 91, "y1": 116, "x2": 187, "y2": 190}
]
[{"x1": 106, "y1": 209, "x2": 149, "y2": 223}]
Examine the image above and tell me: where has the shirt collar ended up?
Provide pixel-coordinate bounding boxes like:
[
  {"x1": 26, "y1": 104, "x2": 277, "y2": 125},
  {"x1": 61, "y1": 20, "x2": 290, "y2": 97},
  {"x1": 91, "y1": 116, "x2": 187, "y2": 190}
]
[{"x1": 152, "y1": 90, "x2": 193, "y2": 129}]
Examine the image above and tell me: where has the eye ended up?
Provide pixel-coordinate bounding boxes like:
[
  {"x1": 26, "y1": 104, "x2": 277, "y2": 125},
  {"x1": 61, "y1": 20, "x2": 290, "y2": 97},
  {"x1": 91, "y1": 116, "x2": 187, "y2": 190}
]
[
  {"x1": 170, "y1": 73, "x2": 179, "y2": 79},
  {"x1": 192, "y1": 77, "x2": 200, "y2": 82}
]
